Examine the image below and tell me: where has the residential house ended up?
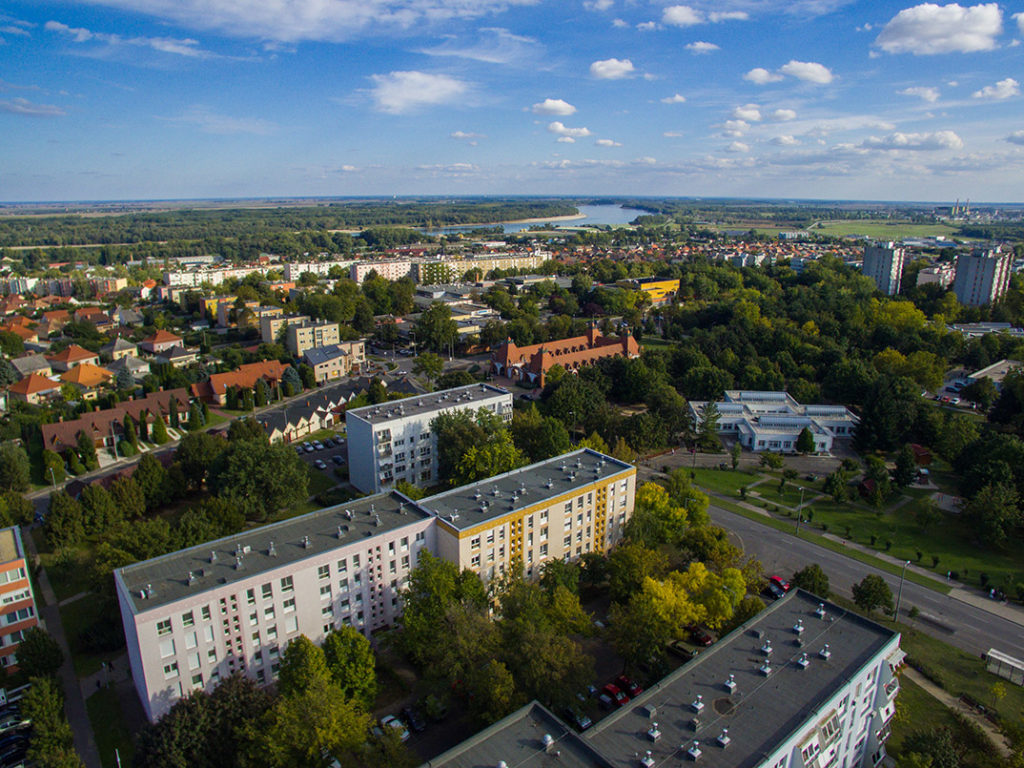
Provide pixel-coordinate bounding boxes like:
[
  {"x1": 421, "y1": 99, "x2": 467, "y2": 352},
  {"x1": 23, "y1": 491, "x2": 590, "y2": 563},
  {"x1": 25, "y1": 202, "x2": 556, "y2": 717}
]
[
  {"x1": 10, "y1": 353, "x2": 52, "y2": 379},
  {"x1": 7, "y1": 373, "x2": 61, "y2": 405},
  {"x1": 303, "y1": 341, "x2": 365, "y2": 383},
  {"x1": 155, "y1": 345, "x2": 199, "y2": 369},
  {"x1": 140, "y1": 330, "x2": 184, "y2": 355},
  {"x1": 490, "y1": 324, "x2": 640, "y2": 388},
  {"x1": 108, "y1": 355, "x2": 151, "y2": 381},
  {"x1": 190, "y1": 360, "x2": 290, "y2": 405},
  {"x1": 46, "y1": 344, "x2": 100, "y2": 373},
  {"x1": 60, "y1": 363, "x2": 113, "y2": 400},
  {"x1": 100, "y1": 337, "x2": 139, "y2": 362}
]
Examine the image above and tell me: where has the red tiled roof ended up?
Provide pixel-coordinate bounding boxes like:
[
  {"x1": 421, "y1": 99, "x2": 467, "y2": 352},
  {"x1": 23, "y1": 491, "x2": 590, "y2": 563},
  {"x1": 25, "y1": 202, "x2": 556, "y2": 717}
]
[
  {"x1": 8, "y1": 373, "x2": 59, "y2": 395},
  {"x1": 191, "y1": 360, "x2": 290, "y2": 399},
  {"x1": 142, "y1": 329, "x2": 183, "y2": 344},
  {"x1": 46, "y1": 344, "x2": 97, "y2": 364}
]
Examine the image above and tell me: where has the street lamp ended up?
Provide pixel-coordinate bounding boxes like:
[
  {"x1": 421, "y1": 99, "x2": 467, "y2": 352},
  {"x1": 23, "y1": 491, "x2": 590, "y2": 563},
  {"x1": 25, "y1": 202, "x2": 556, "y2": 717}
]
[
  {"x1": 48, "y1": 467, "x2": 57, "y2": 490},
  {"x1": 893, "y1": 560, "x2": 911, "y2": 620}
]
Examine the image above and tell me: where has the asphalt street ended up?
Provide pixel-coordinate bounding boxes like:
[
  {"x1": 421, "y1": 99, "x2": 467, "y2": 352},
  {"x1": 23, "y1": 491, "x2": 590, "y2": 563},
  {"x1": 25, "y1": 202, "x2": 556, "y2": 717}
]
[{"x1": 709, "y1": 504, "x2": 1024, "y2": 660}]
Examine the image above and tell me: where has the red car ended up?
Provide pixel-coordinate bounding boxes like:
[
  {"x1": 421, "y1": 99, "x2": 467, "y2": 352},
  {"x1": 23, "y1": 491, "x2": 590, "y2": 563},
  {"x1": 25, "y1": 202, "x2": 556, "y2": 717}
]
[
  {"x1": 615, "y1": 675, "x2": 643, "y2": 698},
  {"x1": 602, "y1": 683, "x2": 629, "y2": 708},
  {"x1": 769, "y1": 576, "x2": 791, "y2": 593},
  {"x1": 685, "y1": 625, "x2": 713, "y2": 647}
]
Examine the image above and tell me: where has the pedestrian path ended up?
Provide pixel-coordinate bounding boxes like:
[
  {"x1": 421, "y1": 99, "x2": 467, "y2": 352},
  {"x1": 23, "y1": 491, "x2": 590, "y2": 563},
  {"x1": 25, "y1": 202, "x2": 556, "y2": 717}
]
[{"x1": 902, "y1": 668, "x2": 1012, "y2": 757}]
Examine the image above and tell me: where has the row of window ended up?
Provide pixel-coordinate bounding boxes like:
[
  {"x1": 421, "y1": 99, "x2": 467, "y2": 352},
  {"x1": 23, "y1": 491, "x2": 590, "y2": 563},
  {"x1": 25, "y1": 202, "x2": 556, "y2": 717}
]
[{"x1": 0, "y1": 567, "x2": 27, "y2": 587}]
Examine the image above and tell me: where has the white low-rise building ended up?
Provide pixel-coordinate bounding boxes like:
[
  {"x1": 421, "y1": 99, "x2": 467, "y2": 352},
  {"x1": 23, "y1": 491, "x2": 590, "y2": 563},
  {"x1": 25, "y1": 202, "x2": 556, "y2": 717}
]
[
  {"x1": 690, "y1": 391, "x2": 858, "y2": 453},
  {"x1": 346, "y1": 383, "x2": 513, "y2": 494}
]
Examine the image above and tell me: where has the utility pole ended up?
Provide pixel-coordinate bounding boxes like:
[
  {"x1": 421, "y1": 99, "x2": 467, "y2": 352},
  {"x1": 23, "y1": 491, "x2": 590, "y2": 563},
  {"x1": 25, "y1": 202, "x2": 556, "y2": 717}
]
[{"x1": 893, "y1": 560, "x2": 911, "y2": 620}]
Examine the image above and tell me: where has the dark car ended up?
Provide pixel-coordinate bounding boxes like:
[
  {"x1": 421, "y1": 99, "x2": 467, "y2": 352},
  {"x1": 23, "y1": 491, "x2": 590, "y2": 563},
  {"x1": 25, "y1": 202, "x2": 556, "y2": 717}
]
[
  {"x1": 402, "y1": 706, "x2": 426, "y2": 734},
  {"x1": 561, "y1": 706, "x2": 593, "y2": 731},
  {"x1": 685, "y1": 625, "x2": 713, "y2": 646},
  {"x1": 763, "y1": 582, "x2": 787, "y2": 600},
  {"x1": 667, "y1": 640, "x2": 698, "y2": 660},
  {"x1": 601, "y1": 683, "x2": 628, "y2": 708},
  {"x1": 614, "y1": 675, "x2": 643, "y2": 698},
  {"x1": 331, "y1": 454, "x2": 345, "y2": 465}
]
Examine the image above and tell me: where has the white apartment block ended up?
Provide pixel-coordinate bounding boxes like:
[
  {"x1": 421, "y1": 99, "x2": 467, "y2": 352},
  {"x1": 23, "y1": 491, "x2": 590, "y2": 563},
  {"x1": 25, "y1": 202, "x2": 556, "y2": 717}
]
[
  {"x1": 350, "y1": 260, "x2": 413, "y2": 284},
  {"x1": 283, "y1": 260, "x2": 357, "y2": 282},
  {"x1": 285, "y1": 319, "x2": 342, "y2": 357},
  {"x1": 953, "y1": 248, "x2": 1013, "y2": 307},
  {"x1": 431, "y1": 591, "x2": 902, "y2": 768},
  {"x1": 115, "y1": 492, "x2": 437, "y2": 721},
  {"x1": 346, "y1": 383, "x2": 513, "y2": 494},
  {"x1": 116, "y1": 448, "x2": 635, "y2": 722},
  {"x1": 690, "y1": 391, "x2": 858, "y2": 454},
  {"x1": 916, "y1": 264, "x2": 955, "y2": 288},
  {"x1": 162, "y1": 266, "x2": 269, "y2": 288},
  {"x1": 862, "y1": 242, "x2": 905, "y2": 295}
]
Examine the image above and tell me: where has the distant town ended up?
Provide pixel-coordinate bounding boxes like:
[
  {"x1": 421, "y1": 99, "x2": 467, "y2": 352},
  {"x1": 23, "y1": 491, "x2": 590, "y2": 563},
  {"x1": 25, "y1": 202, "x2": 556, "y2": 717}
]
[{"x1": 0, "y1": 198, "x2": 1021, "y2": 768}]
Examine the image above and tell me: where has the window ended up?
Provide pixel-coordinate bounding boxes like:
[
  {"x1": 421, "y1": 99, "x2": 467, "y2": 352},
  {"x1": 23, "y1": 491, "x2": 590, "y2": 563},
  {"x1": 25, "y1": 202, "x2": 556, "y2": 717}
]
[
  {"x1": 204, "y1": 626, "x2": 215, "y2": 644},
  {"x1": 285, "y1": 616, "x2": 298, "y2": 634},
  {"x1": 338, "y1": 578, "x2": 349, "y2": 593},
  {"x1": 248, "y1": 612, "x2": 257, "y2": 627},
  {"x1": 470, "y1": 536, "x2": 481, "y2": 550},
  {"x1": 191, "y1": 673, "x2": 203, "y2": 689},
  {"x1": 322, "y1": 605, "x2": 334, "y2": 618},
  {"x1": 388, "y1": 541, "x2": 395, "y2": 555},
  {"x1": 157, "y1": 619, "x2": 172, "y2": 637},
  {"x1": 159, "y1": 638, "x2": 176, "y2": 658},
  {"x1": 486, "y1": 532, "x2": 495, "y2": 545},
  {"x1": 283, "y1": 598, "x2": 296, "y2": 614},
  {"x1": 185, "y1": 632, "x2": 197, "y2": 650},
  {"x1": 182, "y1": 611, "x2": 195, "y2": 627},
  {"x1": 264, "y1": 606, "x2": 275, "y2": 621},
  {"x1": 201, "y1": 605, "x2": 211, "y2": 621},
  {"x1": 188, "y1": 652, "x2": 200, "y2": 670},
  {"x1": 540, "y1": 510, "x2": 548, "y2": 522},
  {"x1": 564, "y1": 502, "x2": 572, "y2": 514},
  {"x1": 252, "y1": 632, "x2": 262, "y2": 650},
  {"x1": 317, "y1": 565, "x2": 330, "y2": 580},
  {"x1": 540, "y1": 544, "x2": 548, "y2": 557},
  {"x1": 577, "y1": 497, "x2": 584, "y2": 509},
  {"x1": 401, "y1": 555, "x2": 410, "y2": 569},
  {"x1": 352, "y1": 555, "x2": 361, "y2": 568},
  {"x1": 320, "y1": 585, "x2": 332, "y2": 599},
  {"x1": 261, "y1": 583, "x2": 273, "y2": 600},
  {"x1": 280, "y1": 576, "x2": 294, "y2": 593},
  {"x1": 337, "y1": 558, "x2": 348, "y2": 574},
  {"x1": 471, "y1": 554, "x2": 481, "y2": 567},
  {"x1": 163, "y1": 662, "x2": 179, "y2": 680},
  {"x1": 246, "y1": 589, "x2": 255, "y2": 606},
  {"x1": 540, "y1": 527, "x2": 548, "y2": 541},
  {"x1": 267, "y1": 625, "x2": 278, "y2": 641},
  {"x1": 400, "y1": 537, "x2": 408, "y2": 551},
  {"x1": 415, "y1": 531, "x2": 425, "y2": 543}
]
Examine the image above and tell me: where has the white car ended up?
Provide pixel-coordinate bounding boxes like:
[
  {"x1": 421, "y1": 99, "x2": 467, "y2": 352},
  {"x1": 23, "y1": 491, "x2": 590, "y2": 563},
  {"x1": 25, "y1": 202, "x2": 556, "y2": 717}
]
[{"x1": 380, "y1": 715, "x2": 410, "y2": 742}]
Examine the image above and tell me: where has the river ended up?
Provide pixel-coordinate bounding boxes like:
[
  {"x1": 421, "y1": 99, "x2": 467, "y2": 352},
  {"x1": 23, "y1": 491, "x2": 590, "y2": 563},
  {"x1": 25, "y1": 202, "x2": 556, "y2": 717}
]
[{"x1": 424, "y1": 203, "x2": 649, "y2": 235}]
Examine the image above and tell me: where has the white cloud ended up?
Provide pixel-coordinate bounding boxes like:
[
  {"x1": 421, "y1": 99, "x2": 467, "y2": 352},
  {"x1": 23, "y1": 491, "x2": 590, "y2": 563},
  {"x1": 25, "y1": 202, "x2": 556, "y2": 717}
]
[
  {"x1": 0, "y1": 25, "x2": 30, "y2": 37},
  {"x1": 556, "y1": 136, "x2": 576, "y2": 143},
  {"x1": 972, "y1": 77, "x2": 1019, "y2": 99},
  {"x1": 584, "y1": 0, "x2": 614, "y2": 9},
  {"x1": 1016, "y1": 12, "x2": 1024, "y2": 34},
  {"x1": 596, "y1": 138, "x2": 622, "y2": 146},
  {"x1": 744, "y1": 67, "x2": 784, "y2": 84},
  {"x1": 72, "y1": 0, "x2": 542, "y2": 43},
  {"x1": 708, "y1": 11, "x2": 748, "y2": 22},
  {"x1": 339, "y1": 165, "x2": 357, "y2": 172},
  {"x1": 875, "y1": 3, "x2": 1003, "y2": 55},
  {"x1": 685, "y1": 41, "x2": 719, "y2": 53},
  {"x1": 168, "y1": 105, "x2": 276, "y2": 134},
  {"x1": 732, "y1": 103, "x2": 762, "y2": 121},
  {"x1": 779, "y1": 60, "x2": 834, "y2": 84},
  {"x1": 548, "y1": 121, "x2": 592, "y2": 138},
  {"x1": 0, "y1": 97, "x2": 65, "y2": 117},
  {"x1": 612, "y1": 18, "x2": 629, "y2": 27},
  {"x1": 369, "y1": 71, "x2": 468, "y2": 114},
  {"x1": 590, "y1": 57, "x2": 635, "y2": 79},
  {"x1": 770, "y1": 108, "x2": 797, "y2": 121},
  {"x1": 637, "y1": 21, "x2": 659, "y2": 31},
  {"x1": 721, "y1": 119, "x2": 749, "y2": 137},
  {"x1": 662, "y1": 5, "x2": 703, "y2": 26},
  {"x1": 861, "y1": 130, "x2": 964, "y2": 150},
  {"x1": 532, "y1": 98, "x2": 576, "y2": 115},
  {"x1": 663, "y1": 131, "x2": 684, "y2": 137},
  {"x1": 898, "y1": 86, "x2": 940, "y2": 102},
  {"x1": 661, "y1": 93, "x2": 687, "y2": 104},
  {"x1": 727, "y1": 141, "x2": 750, "y2": 152},
  {"x1": 450, "y1": 130, "x2": 484, "y2": 144},
  {"x1": 635, "y1": 156, "x2": 657, "y2": 165},
  {"x1": 45, "y1": 19, "x2": 219, "y2": 58},
  {"x1": 1005, "y1": 130, "x2": 1024, "y2": 145},
  {"x1": 419, "y1": 28, "x2": 542, "y2": 66},
  {"x1": 771, "y1": 135, "x2": 800, "y2": 145}
]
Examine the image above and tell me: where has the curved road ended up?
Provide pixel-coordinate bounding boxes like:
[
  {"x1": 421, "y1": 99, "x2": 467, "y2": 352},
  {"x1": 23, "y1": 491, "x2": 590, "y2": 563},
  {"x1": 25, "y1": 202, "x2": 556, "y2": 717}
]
[{"x1": 709, "y1": 504, "x2": 1024, "y2": 660}]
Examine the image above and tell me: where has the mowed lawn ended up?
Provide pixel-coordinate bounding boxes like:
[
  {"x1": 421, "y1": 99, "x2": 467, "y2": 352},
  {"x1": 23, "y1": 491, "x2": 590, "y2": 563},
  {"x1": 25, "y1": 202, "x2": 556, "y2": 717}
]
[{"x1": 810, "y1": 220, "x2": 962, "y2": 239}]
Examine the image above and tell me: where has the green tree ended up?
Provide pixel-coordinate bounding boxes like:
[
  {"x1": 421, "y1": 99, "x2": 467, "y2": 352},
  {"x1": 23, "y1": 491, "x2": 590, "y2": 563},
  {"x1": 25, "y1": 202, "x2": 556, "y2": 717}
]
[
  {"x1": 415, "y1": 302, "x2": 458, "y2": 353},
  {"x1": 730, "y1": 441, "x2": 742, "y2": 469},
  {"x1": 76, "y1": 430, "x2": 98, "y2": 471},
  {"x1": 42, "y1": 450, "x2": 66, "y2": 486},
  {"x1": 21, "y1": 676, "x2": 80, "y2": 766},
  {"x1": 759, "y1": 451, "x2": 784, "y2": 470},
  {"x1": 151, "y1": 414, "x2": 170, "y2": 445},
  {"x1": 412, "y1": 352, "x2": 444, "y2": 389},
  {"x1": 963, "y1": 483, "x2": 1021, "y2": 547},
  {"x1": 696, "y1": 401, "x2": 720, "y2": 449},
  {"x1": 452, "y1": 432, "x2": 525, "y2": 486},
  {"x1": 298, "y1": 363, "x2": 316, "y2": 390},
  {"x1": 45, "y1": 491, "x2": 84, "y2": 549},
  {"x1": 823, "y1": 469, "x2": 850, "y2": 502},
  {"x1": 134, "y1": 452, "x2": 168, "y2": 510},
  {"x1": 80, "y1": 483, "x2": 121, "y2": 534},
  {"x1": 467, "y1": 659, "x2": 523, "y2": 725},
  {"x1": 175, "y1": 431, "x2": 227, "y2": 490},
  {"x1": 209, "y1": 440, "x2": 309, "y2": 521},
  {"x1": 17, "y1": 627, "x2": 64, "y2": 679},
  {"x1": 0, "y1": 442, "x2": 30, "y2": 492},
  {"x1": 277, "y1": 635, "x2": 331, "y2": 697},
  {"x1": 791, "y1": 563, "x2": 830, "y2": 598},
  {"x1": 796, "y1": 427, "x2": 815, "y2": 454},
  {"x1": 852, "y1": 574, "x2": 894, "y2": 615},
  {"x1": 187, "y1": 402, "x2": 204, "y2": 431},
  {"x1": 109, "y1": 476, "x2": 146, "y2": 520},
  {"x1": 893, "y1": 444, "x2": 917, "y2": 488},
  {"x1": 961, "y1": 376, "x2": 998, "y2": 410},
  {"x1": 168, "y1": 396, "x2": 180, "y2": 429},
  {"x1": 322, "y1": 627, "x2": 378, "y2": 709},
  {"x1": 607, "y1": 541, "x2": 669, "y2": 604},
  {"x1": 0, "y1": 360, "x2": 18, "y2": 388}
]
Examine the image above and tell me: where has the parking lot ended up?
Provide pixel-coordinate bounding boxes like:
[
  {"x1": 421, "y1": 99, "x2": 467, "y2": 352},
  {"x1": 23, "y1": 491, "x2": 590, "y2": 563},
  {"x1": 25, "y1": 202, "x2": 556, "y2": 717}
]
[{"x1": 294, "y1": 433, "x2": 348, "y2": 473}]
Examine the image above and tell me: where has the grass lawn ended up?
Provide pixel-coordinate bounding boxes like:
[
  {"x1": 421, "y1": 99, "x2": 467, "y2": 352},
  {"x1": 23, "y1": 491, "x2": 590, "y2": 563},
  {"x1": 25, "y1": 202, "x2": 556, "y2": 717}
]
[
  {"x1": 86, "y1": 687, "x2": 136, "y2": 768},
  {"x1": 753, "y1": 482, "x2": 819, "y2": 509},
  {"x1": 307, "y1": 466, "x2": 339, "y2": 497},
  {"x1": 690, "y1": 467, "x2": 761, "y2": 496},
  {"x1": 59, "y1": 597, "x2": 123, "y2": 677},
  {"x1": 810, "y1": 220, "x2": 963, "y2": 239},
  {"x1": 31, "y1": 528, "x2": 93, "y2": 603}
]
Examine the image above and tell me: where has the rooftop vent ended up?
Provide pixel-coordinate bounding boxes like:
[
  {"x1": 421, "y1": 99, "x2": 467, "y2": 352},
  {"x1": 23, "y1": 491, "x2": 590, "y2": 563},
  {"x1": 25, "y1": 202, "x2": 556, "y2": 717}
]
[
  {"x1": 187, "y1": 571, "x2": 196, "y2": 585},
  {"x1": 691, "y1": 695, "x2": 704, "y2": 713},
  {"x1": 345, "y1": 509, "x2": 353, "y2": 520},
  {"x1": 542, "y1": 734, "x2": 554, "y2": 752},
  {"x1": 761, "y1": 640, "x2": 772, "y2": 655},
  {"x1": 797, "y1": 653, "x2": 810, "y2": 669},
  {"x1": 759, "y1": 662, "x2": 772, "y2": 676},
  {"x1": 374, "y1": 515, "x2": 382, "y2": 527},
  {"x1": 492, "y1": 487, "x2": 500, "y2": 497},
  {"x1": 210, "y1": 551, "x2": 217, "y2": 564},
  {"x1": 268, "y1": 541, "x2": 277, "y2": 557},
  {"x1": 449, "y1": 513, "x2": 459, "y2": 522},
  {"x1": 793, "y1": 619, "x2": 804, "y2": 634},
  {"x1": 815, "y1": 603, "x2": 827, "y2": 619},
  {"x1": 234, "y1": 556, "x2": 243, "y2": 571},
  {"x1": 716, "y1": 729, "x2": 731, "y2": 748},
  {"x1": 568, "y1": 472, "x2": 576, "y2": 482},
  {"x1": 641, "y1": 751, "x2": 656, "y2": 768},
  {"x1": 647, "y1": 722, "x2": 662, "y2": 742},
  {"x1": 145, "y1": 583, "x2": 154, "y2": 598},
  {"x1": 819, "y1": 644, "x2": 831, "y2": 660},
  {"x1": 303, "y1": 535, "x2": 312, "y2": 549},
  {"x1": 724, "y1": 674, "x2": 736, "y2": 692},
  {"x1": 545, "y1": 479, "x2": 553, "y2": 489},
  {"x1": 687, "y1": 741, "x2": 702, "y2": 761},
  {"x1": 474, "y1": 491, "x2": 482, "y2": 500}
]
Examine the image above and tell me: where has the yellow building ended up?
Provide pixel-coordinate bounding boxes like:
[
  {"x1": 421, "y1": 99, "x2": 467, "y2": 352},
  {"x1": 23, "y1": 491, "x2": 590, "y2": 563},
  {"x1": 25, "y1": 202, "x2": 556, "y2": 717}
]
[
  {"x1": 416, "y1": 449, "x2": 636, "y2": 582},
  {"x1": 623, "y1": 277, "x2": 680, "y2": 305}
]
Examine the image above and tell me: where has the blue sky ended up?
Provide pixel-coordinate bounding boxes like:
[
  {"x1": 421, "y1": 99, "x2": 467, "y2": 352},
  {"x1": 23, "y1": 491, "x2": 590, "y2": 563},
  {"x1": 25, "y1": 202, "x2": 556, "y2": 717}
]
[{"x1": 2, "y1": 1, "x2": 1023, "y2": 202}]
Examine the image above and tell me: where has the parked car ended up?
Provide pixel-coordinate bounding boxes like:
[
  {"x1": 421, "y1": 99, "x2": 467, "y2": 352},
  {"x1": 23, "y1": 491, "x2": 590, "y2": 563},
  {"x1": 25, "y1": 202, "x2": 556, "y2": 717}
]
[
  {"x1": 601, "y1": 683, "x2": 628, "y2": 708},
  {"x1": 313, "y1": 440, "x2": 324, "y2": 451},
  {"x1": 401, "y1": 706, "x2": 426, "y2": 734},
  {"x1": 331, "y1": 454, "x2": 345, "y2": 465},
  {"x1": 0, "y1": 712, "x2": 28, "y2": 734},
  {"x1": 769, "y1": 576, "x2": 791, "y2": 593},
  {"x1": 303, "y1": 443, "x2": 315, "y2": 453},
  {"x1": 314, "y1": 459, "x2": 327, "y2": 470},
  {"x1": 763, "y1": 582, "x2": 787, "y2": 600},
  {"x1": 597, "y1": 693, "x2": 615, "y2": 710},
  {"x1": 380, "y1": 715, "x2": 410, "y2": 742},
  {"x1": 685, "y1": 625, "x2": 713, "y2": 647},
  {"x1": 614, "y1": 675, "x2": 643, "y2": 698},
  {"x1": 561, "y1": 706, "x2": 593, "y2": 731},
  {"x1": 667, "y1": 640, "x2": 698, "y2": 660}
]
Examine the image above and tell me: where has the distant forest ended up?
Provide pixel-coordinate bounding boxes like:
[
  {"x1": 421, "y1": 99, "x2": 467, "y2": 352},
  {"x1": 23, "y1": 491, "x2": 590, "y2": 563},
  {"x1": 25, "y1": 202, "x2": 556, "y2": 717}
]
[{"x1": 0, "y1": 200, "x2": 579, "y2": 248}]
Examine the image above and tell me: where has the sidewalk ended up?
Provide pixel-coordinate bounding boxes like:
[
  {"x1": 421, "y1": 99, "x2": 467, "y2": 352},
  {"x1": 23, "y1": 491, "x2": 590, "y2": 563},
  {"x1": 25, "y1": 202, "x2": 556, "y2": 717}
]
[
  {"x1": 23, "y1": 530, "x2": 103, "y2": 768},
  {"x1": 902, "y1": 668, "x2": 1012, "y2": 757}
]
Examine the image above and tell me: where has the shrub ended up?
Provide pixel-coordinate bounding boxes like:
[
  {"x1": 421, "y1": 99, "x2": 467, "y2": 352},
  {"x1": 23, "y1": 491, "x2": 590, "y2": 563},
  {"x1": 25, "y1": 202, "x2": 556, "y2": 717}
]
[
  {"x1": 119, "y1": 441, "x2": 136, "y2": 458},
  {"x1": 870, "y1": 534, "x2": 878, "y2": 546},
  {"x1": 884, "y1": 539, "x2": 892, "y2": 551},
  {"x1": 980, "y1": 573, "x2": 989, "y2": 587},
  {"x1": 950, "y1": 571, "x2": 959, "y2": 581},
  {"x1": 805, "y1": 510, "x2": 814, "y2": 523},
  {"x1": 916, "y1": 550, "x2": 923, "y2": 562},
  {"x1": 931, "y1": 555, "x2": 940, "y2": 568},
  {"x1": 821, "y1": 523, "x2": 828, "y2": 532},
  {"x1": 844, "y1": 526, "x2": 851, "y2": 539},
  {"x1": 908, "y1": 606, "x2": 920, "y2": 620}
]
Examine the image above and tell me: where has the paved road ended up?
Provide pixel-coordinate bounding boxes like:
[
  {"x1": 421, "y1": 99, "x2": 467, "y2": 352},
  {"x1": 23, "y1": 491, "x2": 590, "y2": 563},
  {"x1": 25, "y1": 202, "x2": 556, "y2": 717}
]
[{"x1": 709, "y1": 503, "x2": 1024, "y2": 660}]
